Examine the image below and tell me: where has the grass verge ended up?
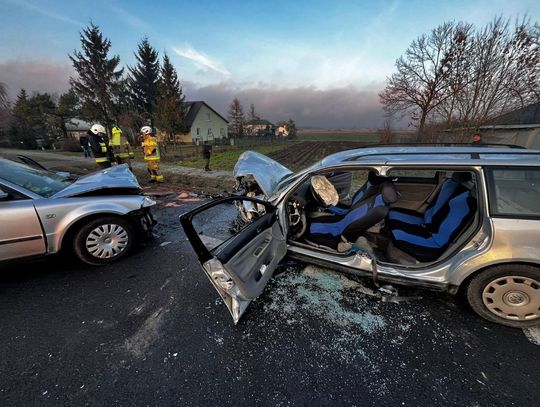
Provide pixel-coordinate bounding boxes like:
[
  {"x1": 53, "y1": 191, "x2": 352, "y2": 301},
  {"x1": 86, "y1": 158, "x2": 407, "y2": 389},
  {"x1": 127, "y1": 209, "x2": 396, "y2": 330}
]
[{"x1": 175, "y1": 144, "x2": 288, "y2": 171}]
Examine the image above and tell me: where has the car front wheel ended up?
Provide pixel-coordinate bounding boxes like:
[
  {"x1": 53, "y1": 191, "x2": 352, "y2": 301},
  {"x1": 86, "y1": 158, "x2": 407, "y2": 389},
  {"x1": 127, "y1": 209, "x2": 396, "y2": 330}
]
[
  {"x1": 73, "y1": 217, "x2": 134, "y2": 266},
  {"x1": 467, "y1": 264, "x2": 540, "y2": 328}
]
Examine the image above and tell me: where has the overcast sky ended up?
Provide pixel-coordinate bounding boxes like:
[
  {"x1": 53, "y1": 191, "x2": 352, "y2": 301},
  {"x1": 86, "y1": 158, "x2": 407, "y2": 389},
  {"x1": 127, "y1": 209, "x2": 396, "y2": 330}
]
[{"x1": 1, "y1": 0, "x2": 539, "y2": 128}]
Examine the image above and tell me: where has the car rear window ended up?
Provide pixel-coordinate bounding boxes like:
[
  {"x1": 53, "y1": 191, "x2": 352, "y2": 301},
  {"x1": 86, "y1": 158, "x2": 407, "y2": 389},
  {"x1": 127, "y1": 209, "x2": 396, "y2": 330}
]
[{"x1": 487, "y1": 168, "x2": 540, "y2": 218}]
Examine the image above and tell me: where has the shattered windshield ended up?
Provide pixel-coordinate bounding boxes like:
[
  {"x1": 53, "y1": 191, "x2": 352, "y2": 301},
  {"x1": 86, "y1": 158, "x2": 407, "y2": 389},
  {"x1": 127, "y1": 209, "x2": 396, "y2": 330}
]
[{"x1": 0, "y1": 160, "x2": 73, "y2": 198}]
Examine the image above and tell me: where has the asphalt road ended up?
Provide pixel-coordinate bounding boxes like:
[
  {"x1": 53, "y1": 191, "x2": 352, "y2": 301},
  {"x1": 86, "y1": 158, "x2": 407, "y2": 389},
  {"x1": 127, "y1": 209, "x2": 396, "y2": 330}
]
[{"x1": 1, "y1": 196, "x2": 539, "y2": 406}]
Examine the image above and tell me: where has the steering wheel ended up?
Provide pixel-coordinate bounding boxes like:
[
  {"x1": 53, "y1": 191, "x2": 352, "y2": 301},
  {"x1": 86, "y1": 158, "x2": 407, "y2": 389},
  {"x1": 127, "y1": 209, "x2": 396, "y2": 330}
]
[{"x1": 310, "y1": 175, "x2": 339, "y2": 207}]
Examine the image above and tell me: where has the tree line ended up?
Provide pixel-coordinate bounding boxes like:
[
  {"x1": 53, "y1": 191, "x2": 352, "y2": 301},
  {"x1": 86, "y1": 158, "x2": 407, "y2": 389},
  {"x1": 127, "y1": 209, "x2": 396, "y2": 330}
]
[
  {"x1": 0, "y1": 22, "x2": 298, "y2": 149},
  {"x1": 2, "y1": 24, "x2": 185, "y2": 148},
  {"x1": 380, "y1": 16, "x2": 540, "y2": 139}
]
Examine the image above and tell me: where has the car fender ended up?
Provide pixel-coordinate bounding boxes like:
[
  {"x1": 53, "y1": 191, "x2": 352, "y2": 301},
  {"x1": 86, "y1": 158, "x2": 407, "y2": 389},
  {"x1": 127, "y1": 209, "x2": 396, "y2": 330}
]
[
  {"x1": 33, "y1": 197, "x2": 145, "y2": 253},
  {"x1": 447, "y1": 218, "x2": 540, "y2": 288}
]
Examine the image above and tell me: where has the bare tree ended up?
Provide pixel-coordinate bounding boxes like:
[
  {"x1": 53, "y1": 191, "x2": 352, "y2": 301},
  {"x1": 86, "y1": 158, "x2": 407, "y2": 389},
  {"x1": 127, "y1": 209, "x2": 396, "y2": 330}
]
[
  {"x1": 377, "y1": 118, "x2": 395, "y2": 144},
  {"x1": 228, "y1": 98, "x2": 245, "y2": 138},
  {"x1": 446, "y1": 17, "x2": 540, "y2": 128},
  {"x1": 0, "y1": 82, "x2": 8, "y2": 109},
  {"x1": 382, "y1": 17, "x2": 540, "y2": 137},
  {"x1": 379, "y1": 22, "x2": 472, "y2": 137},
  {"x1": 249, "y1": 103, "x2": 259, "y2": 120}
]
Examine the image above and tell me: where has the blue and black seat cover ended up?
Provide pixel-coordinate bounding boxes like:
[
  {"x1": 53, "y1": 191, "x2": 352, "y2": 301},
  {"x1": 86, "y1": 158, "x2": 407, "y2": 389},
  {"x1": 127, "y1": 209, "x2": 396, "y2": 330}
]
[
  {"x1": 327, "y1": 171, "x2": 383, "y2": 215},
  {"x1": 387, "y1": 172, "x2": 471, "y2": 231},
  {"x1": 306, "y1": 182, "x2": 398, "y2": 249},
  {"x1": 389, "y1": 173, "x2": 477, "y2": 262}
]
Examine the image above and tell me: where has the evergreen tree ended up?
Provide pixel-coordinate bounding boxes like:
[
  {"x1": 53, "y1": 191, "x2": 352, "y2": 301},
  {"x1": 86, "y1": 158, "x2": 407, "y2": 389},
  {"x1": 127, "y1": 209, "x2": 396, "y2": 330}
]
[
  {"x1": 228, "y1": 98, "x2": 245, "y2": 138},
  {"x1": 155, "y1": 53, "x2": 185, "y2": 139},
  {"x1": 128, "y1": 38, "x2": 160, "y2": 125},
  {"x1": 10, "y1": 89, "x2": 56, "y2": 148},
  {"x1": 54, "y1": 89, "x2": 80, "y2": 138},
  {"x1": 69, "y1": 24, "x2": 124, "y2": 129}
]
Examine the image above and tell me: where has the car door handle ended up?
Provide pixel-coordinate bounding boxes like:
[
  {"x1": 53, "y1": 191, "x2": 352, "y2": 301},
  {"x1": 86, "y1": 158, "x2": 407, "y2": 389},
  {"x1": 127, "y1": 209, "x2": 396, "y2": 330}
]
[{"x1": 253, "y1": 238, "x2": 271, "y2": 257}]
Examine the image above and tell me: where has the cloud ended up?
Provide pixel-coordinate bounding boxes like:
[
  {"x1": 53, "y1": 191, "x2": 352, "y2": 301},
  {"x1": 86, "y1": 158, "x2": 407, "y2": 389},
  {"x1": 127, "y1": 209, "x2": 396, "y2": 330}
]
[
  {"x1": 0, "y1": 58, "x2": 391, "y2": 128},
  {"x1": 108, "y1": 4, "x2": 150, "y2": 31},
  {"x1": 172, "y1": 45, "x2": 231, "y2": 77},
  {"x1": 184, "y1": 82, "x2": 390, "y2": 129},
  {"x1": 5, "y1": 0, "x2": 84, "y2": 27},
  {"x1": 0, "y1": 58, "x2": 73, "y2": 100}
]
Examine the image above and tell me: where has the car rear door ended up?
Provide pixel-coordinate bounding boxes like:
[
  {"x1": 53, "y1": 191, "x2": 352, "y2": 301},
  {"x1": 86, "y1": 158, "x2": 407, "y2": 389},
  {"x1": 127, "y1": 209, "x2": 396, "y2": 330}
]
[
  {"x1": 180, "y1": 196, "x2": 287, "y2": 323},
  {"x1": 0, "y1": 187, "x2": 46, "y2": 261}
]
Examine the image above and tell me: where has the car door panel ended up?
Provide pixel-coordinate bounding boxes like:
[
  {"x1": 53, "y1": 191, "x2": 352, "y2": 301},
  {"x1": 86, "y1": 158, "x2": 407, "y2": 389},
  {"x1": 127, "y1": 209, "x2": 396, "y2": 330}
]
[
  {"x1": 220, "y1": 221, "x2": 286, "y2": 298},
  {"x1": 180, "y1": 196, "x2": 287, "y2": 323},
  {"x1": 0, "y1": 200, "x2": 46, "y2": 261}
]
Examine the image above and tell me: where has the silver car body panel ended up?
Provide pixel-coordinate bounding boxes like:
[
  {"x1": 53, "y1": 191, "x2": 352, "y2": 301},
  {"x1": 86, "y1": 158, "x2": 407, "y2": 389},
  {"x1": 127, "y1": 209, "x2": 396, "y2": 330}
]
[
  {"x1": 233, "y1": 151, "x2": 293, "y2": 197},
  {"x1": 51, "y1": 164, "x2": 141, "y2": 198},
  {"x1": 0, "y1": 200, "x2": 46, "y2": 261},
  {"x1": 33, "y1": 196, "x2": 148, "y2": 253}
]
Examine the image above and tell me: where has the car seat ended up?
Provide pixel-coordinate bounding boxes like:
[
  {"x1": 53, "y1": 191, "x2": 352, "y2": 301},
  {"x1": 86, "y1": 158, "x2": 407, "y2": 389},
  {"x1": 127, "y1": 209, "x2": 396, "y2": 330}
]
[
  {"x1": 389, "y1": 177, "x2": 477, "y2": 262},
  {"x1": 387, "y1": 172, "x2": 472, "y2": 231},
  {"x1": 306, "y1": 182, "x2": 398, "y2": 249},
  {"x1": 327, "y1": 171, "x2": 384, "y2": 215}
]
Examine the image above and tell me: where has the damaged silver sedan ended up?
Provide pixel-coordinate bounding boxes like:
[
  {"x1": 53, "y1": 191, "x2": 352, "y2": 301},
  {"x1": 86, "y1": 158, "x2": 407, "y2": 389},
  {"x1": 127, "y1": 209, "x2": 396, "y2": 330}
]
[
  {"x1": 181, "y1": 146, "x2": 540, "y2": 328},
  {"x1": 0, "y1": 158, "x2": 156, "y2": 266}
]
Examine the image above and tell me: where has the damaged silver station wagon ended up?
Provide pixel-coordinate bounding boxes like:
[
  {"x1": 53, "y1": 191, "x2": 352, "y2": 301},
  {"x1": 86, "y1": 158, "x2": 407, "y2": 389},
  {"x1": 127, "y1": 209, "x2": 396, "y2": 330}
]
[{"x1": 181, "y1": 145, "x2": 540, "y2": 328}]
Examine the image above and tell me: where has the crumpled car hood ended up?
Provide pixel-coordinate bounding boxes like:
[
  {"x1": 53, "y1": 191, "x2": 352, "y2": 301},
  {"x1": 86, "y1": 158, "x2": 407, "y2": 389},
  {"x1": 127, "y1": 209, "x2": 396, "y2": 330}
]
[
  {"x1": 233, "y1": 151, "x2": 293, "y2": 196},
  {"x1": 51, "y1": 164, "x2": 141, "y2": 198}
]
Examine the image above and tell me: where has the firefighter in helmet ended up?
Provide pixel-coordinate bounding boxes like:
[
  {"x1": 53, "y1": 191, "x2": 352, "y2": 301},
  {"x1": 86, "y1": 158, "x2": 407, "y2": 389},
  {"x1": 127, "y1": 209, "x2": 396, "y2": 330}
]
[
  {"x1": 140, "y1": 126, "x2": 163, "y2": 182},
  {"x1": 111, "y1": 124, "x2": 134, "y2": 168},
  {"x1": 88, "y1": 124, "x2": 113, "y2": 168}
]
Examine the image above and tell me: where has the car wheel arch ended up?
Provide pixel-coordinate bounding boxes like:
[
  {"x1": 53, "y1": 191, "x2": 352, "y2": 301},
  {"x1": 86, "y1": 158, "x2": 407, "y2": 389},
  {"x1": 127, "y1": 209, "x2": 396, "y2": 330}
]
[
  {"x1": 58, "y1": 212, "x2": 135, "y2": 253},
  {"x1": 457, "y1": 260, "x2": 540, "y2": 295}
]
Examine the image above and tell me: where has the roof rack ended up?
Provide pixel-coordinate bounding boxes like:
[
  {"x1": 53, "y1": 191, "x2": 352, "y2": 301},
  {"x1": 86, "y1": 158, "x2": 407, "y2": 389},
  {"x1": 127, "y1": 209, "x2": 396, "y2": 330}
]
[
  {"x1": 345, "y1": 147, "x2": 540, "y2": 162},
  {"x1": 358, "y1": 142, "x2": 526, "y2": 149}
]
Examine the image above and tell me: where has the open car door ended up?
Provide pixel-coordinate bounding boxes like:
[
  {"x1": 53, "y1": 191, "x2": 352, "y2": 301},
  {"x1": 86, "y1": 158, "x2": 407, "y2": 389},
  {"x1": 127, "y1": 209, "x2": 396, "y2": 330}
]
[{"x1": 180, "y1": 196, "x2": 287, "y2": 323}]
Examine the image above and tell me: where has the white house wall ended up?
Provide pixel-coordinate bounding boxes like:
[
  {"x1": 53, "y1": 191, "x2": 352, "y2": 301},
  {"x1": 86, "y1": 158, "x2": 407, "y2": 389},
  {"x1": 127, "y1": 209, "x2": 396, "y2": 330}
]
[{"x1": 191, "y1": 105, "x2": 228, "y2": 143}]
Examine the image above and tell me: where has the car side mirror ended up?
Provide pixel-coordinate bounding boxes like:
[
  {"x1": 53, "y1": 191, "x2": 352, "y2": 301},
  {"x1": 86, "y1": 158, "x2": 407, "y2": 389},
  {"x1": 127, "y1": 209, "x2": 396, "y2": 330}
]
[{"x1": 0, "y1": 188, "x2": 9, "y2": 200}]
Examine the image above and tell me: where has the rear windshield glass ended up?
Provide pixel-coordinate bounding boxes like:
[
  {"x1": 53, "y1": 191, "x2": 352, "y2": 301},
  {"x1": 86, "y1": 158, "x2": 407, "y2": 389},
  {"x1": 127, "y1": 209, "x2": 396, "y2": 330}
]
[
  {"x1": 0, "y1": 160, "x2": 72, "y2": 198},
  {"x1": 487, "y1": 168, "x2": 540, "y2": 217}
]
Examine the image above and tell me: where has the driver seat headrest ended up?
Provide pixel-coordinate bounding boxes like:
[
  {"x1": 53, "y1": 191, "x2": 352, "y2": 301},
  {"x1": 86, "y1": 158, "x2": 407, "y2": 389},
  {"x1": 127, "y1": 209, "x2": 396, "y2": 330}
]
[{"x1": 451, "y1": 172, "x2": 472, "y2": 183}]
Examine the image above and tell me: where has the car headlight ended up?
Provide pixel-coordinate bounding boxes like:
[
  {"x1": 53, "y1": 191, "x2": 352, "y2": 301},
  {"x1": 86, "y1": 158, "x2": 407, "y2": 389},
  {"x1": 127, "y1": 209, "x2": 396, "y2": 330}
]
[{"x1": 141, "y1": 196, "x2": 157, "y2": 208}]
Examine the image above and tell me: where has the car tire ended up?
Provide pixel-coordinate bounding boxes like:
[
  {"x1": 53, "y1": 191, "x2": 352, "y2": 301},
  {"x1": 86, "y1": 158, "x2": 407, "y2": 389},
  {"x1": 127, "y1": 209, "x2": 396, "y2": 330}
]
[
  {"x1": 73, "y1": 216, "x2": 134, "y2": 266},
  {"x1": 466, "y1": 264, "x2": 540, "y2": 328}
]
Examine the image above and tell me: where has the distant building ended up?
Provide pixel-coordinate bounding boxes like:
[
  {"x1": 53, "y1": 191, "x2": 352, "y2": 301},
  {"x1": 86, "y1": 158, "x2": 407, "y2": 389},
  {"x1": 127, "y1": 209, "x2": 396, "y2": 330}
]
[
  {"x1": 480, "y1": 102, "x2": 540, "y2": 149},
  {"x1": 65, "y1": 118, "x2": 92, "y2": 139},
  {"x1": 244, "y1": 119, "x2": 275, "y2": 137},
  {"x1": 161, "y1": 101, "x2": 229, "y2": 144}
]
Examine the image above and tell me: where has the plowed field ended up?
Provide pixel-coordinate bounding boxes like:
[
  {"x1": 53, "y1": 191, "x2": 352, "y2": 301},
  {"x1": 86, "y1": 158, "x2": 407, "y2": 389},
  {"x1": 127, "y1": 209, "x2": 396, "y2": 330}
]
[{"x1": 267, "y1": 141, "x2": 368, "y2": 170}]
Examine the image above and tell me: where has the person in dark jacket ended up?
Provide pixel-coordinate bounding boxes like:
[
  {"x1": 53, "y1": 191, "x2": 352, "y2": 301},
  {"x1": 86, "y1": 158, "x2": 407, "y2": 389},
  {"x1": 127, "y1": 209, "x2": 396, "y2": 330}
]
[
  {"x1": 80, "y1": 132, "x2": 91, "y2": 158},
  {"x1": 88, "y1": 124, "x2": 113, "y2": 168},
  {"x1": 203, "y1": 141, "x2": 212, "y2": 171}
]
